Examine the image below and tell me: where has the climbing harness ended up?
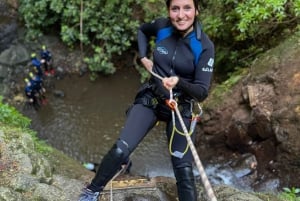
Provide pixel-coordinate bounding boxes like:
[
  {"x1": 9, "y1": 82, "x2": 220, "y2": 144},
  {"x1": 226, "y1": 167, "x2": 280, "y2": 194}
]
[
  {"x1": 168, "y1": 100, "x2": 203, "y2": 159},
  {"x1": 150, "y1": 70, "x2": 218, "y2": 201}
]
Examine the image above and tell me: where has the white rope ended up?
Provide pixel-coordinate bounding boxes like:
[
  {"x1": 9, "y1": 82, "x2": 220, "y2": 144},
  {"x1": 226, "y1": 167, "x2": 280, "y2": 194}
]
[
  {"x1": 150, "y1": 70, "x2": 218, "y2": 201},
  {"x1": 173, "y1": 104, "x2": 217, "y2": 201},
  {"x1": 150, "y1": 70, "x2": 164, "y2": 80},
  {"x1": 109, "y1": 163, "x2": 130, "y2": 201}
]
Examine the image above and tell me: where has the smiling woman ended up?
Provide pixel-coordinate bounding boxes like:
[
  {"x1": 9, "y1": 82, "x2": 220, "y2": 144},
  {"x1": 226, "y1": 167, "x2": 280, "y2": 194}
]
[
  {"x1": 79, "y1": 0, "x2": 215, "y2": 200},
  {"x1": 167, "y1": 0, "x2": 199, "y2": 36}
]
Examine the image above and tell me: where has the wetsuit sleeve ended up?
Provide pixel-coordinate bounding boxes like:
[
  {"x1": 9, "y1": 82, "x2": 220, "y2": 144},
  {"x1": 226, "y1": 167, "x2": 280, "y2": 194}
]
[
  {"x1": 137, "y1": 18, "x2": 167, "y2": 58},
  {"x1": 177, "y1": 33, "x2": 215, "y2": 102}
]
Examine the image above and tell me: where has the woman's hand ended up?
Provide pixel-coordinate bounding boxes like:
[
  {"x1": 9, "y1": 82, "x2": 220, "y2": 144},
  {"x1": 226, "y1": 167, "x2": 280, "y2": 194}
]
[
  {"x1": 140, "y1": 57, "x2": 153, "y2": 72},
  {"x1": 162, "y1": 76, "x2": 179, "y2": 91}
]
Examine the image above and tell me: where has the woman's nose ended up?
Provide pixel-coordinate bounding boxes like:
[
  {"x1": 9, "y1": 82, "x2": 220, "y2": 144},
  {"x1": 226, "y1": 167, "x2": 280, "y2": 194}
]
[{"x1": 177, "y1": 8, "x2": 185, "y2": 18}]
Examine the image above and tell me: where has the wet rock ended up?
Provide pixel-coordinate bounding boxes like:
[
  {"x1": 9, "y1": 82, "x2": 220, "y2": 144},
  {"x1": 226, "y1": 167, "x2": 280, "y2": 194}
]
[
  {"x1": 54, "y1": 66, "x2": 66, "y2": 80},
  {"x1": 230, "y1": 153, "x2": 257, "y2": 178},
  {"x1": 225, "y1": 120, "x2": 252, "y2": 152},
  {"x1": 0, "y1": 64, "x2": 9, "y2": 79},
  {"x1": 253, "y1": 177, "x2": 280, "y2": 193},
  {"x1": 0, "y1": 3, "x2": 18, "y2": 52},
  {"x1": 0, "y1": 44, "x2": 30, "y2": 66},
  {"x1": 0, "y1": 187, "x2": 24, "y2": 201},
  {"x1": 53, "y1": 90, "x2": 65, "y2": 98},
  {"x1": 214, "y1": 185, "x2": 265, "y2": 201},
  {"x1": 249, "y1": 105, "x2": 274, "y2": 139}
]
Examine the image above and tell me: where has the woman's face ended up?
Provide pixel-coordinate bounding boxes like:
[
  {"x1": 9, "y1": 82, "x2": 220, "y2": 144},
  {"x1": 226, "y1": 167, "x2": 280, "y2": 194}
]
[{"x1": 168, "y1": 0, "x2": 198, "y2": 34}]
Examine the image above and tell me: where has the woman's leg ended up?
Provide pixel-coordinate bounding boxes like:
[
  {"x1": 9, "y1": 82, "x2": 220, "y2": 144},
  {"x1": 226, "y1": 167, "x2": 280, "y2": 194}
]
[
  {"x1": 87, "y1": 104, "x2": 157, "y2": 192},
  {"x1": 166, "y1": 116, "x2": 197, "y2": 201}
]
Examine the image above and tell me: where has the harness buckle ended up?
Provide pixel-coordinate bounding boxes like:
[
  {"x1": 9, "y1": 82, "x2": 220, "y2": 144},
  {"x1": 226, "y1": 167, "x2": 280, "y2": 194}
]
[{"x1": 165, "y1": 99, "x2": 177, "y2": 110}]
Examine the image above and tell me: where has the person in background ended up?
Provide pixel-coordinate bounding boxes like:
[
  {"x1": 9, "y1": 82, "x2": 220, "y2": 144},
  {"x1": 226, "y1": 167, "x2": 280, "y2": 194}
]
[
  {"x1": 24, "y1": 78, "x2": 40, "y2": 109},
  {"x1": 78, "y1": 0, "x2": 215, "y2": 200},
  {"x1": 28, "y1": 72, "x2": 47, "y2": 104},
  {"x1": 40, "y1": 45, "x2": 54, "y2": 76},
  {"x1": 31, "y1": 53, "x2": 44, "y2": 77},
  {"x1": 24, "y1": 78, "x2": 34, "y2": 103}
]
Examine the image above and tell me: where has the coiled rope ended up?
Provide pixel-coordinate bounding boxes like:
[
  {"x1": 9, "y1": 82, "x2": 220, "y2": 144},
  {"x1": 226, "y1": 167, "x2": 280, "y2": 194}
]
[{"x1": 150, "y1": 70, "x2": 218, "y2": 201}]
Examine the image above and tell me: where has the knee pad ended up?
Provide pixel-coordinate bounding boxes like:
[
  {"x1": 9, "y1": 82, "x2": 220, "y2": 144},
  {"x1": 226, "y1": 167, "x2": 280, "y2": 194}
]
[
  {"x1": 90, "y1": 141, "x2": 130, "y2": 190},
  {"x1": 116, "y1": 139, "x2": 130, "y2": 160}
]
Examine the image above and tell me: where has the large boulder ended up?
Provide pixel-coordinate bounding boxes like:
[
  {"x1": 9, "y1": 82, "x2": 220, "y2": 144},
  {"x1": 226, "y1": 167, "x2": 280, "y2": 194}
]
[{"x1": 0, "y1": 44, "x2": 30, "y2": 66}]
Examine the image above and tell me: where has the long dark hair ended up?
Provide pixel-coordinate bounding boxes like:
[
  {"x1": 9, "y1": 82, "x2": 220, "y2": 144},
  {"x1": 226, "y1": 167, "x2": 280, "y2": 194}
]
[{"x1": 165, "y1": 0, "x2": 200, "y2": 12}]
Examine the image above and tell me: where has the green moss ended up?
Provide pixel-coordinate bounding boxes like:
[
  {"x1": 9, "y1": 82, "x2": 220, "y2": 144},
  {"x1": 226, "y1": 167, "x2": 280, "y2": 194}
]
[
  {"x1": 206, "y1": 68, "x2": 248, "y2": 109},
  {"x1": 0, "y1": 96, "x2": 53, "y2": 154},
  {"x1": 0, "y1": 96, "x2": 31, "y2": 129},
  {"x1": 250, "y1": 30, "x2": 300, "y2": 77}
]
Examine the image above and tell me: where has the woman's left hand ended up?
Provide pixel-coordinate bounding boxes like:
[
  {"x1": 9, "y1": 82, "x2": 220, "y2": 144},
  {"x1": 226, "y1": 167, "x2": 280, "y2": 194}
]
[{"x1": 162, "y1": 76, "x2": 179, "y2": 91}]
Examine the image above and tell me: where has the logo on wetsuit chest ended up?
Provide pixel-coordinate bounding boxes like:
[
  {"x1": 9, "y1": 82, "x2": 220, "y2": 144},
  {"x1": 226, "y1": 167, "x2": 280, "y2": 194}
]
[{"x1": 156, "y1": 46, "x2": 168, "y2": 55}]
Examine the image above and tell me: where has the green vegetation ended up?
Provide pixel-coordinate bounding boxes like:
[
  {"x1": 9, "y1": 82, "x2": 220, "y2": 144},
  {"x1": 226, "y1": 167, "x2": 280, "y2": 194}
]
[
  {"x1": 0, "y1": 96, "x2": 52, "y2": 153},
  {"x1": 0, "y1": 96, "x2": 30, "y2": 129},
  {"x1": 18, "y1": 0, "x2": 299, "y2": 81},
  {"x1": 18, "y1": 0, "x2": 165, "y2": 80},
  {"x1": 206, "y1": 68, "x2": 248, "y2": 108},
  {"x1": 279, "y1": 187, "x2": 300, "y2": 201},
  {"x1": 201, "y1": 0, "x2": 299, "y2": 77}
]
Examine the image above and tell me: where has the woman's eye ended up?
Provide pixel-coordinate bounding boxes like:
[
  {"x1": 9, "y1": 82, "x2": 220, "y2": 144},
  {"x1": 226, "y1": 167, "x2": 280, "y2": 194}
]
[
  {"x1": 170, "y1": 6, "x2": 193, "y2": 12},
  {"x1": 183, "y1": 6, "x2": 192, "y2": 11},
  {"x1": 170, "y1": 7, "x2": 179, "y2": 12}
]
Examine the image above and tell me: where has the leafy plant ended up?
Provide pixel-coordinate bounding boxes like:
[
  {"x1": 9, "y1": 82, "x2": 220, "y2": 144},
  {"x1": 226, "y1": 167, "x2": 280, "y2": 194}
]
[
  {"x1": 0, "y1": 96, "x2": 52, "y2": 153},
  {"x1": 26, "y1": 129, "x2": 53, "y2": 153},
  {"x1": 200, "y1": 0, "x2": 299, "y2": 77},
  {"x1": 0, "y1": 96, "x2": 31, "y2": 129},
  {"x1": 18, "y1": 0, "x2": 300, "y2": 80},
  {"x1": 279, "y1": 187, "x2": 300, "y2": 201},
  {"x1": 19, "y1": 0, "x2": 140, "y2": 76}
]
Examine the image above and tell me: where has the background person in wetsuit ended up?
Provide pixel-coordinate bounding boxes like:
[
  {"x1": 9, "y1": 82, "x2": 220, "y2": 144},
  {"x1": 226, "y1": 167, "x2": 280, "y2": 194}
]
[
  {"x1": 29, "y1": 72, "x2": 47, "y2": 104},
  {"x1": 29, "y1": 72, "x2": 44, "y2": 94},
  {"x1": 31, "y1": 53, "x2": 44, "y2": 77},
  {"x1": 78, "y1": 0, "x2": 215, "y2": 200},
  {"x1": 24, "y1": 78, "x2": 40, "y2": 110},
  {"x1": 40, "y1": 45, "x2": 54, "y2": 76},
  {"x1": 24, "y1": 78, "x2": 34, "y2": 103}
]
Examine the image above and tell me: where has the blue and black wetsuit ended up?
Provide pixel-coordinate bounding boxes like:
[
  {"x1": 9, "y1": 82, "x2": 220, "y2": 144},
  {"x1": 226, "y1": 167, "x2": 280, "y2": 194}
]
[
  {"x1": 31, "y1": 58, "x2": 43, "y2": 77},
  {"x1": 40, "y1": 49, "x2": 52, "y2": 62},
  {"x1": 40, "y1": 49, "x2": 53, "y2": 73},
  {"x1": 88, "y1": 17, "x2": 215, "y2": 198},
  {"x1": 25, "y1": 83, "x2": 34, "y2": 100},
  {"x1": 117, "y1": 17, "x2": 215, "y2": 165},
  {"x1": 138, "y1": 17, "x2": 214, "y2": 102},
  {"x1": 30, "y1": 74, "x2": 43, "y2": 94}
]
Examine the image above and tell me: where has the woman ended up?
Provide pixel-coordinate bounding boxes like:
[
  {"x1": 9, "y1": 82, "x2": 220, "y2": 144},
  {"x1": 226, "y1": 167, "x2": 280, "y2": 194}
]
[{"x1": 79, "y1": 0, "x2": 214, "y2": 200}]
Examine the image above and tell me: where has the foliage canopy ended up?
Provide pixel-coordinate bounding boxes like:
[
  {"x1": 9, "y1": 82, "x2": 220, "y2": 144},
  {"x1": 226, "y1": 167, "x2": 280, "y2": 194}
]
[{"x1": 18, "y1": 0, "x2": 299, "y2": 80}]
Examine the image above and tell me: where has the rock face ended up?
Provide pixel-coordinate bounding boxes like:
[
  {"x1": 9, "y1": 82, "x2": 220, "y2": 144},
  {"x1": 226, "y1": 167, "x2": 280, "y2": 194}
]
[
  {"x1": 1, "y1": 126, "x2": 281, "y2": 201},
  {"x1": 0, "y1": 0, "x2": 18, "y2": 53},
  {"x1": 0, "y1": 128, "x2": 83, "y2": 201},
  {"x1": 198, "y1": 31, "x2": 300, "y2": 190}
]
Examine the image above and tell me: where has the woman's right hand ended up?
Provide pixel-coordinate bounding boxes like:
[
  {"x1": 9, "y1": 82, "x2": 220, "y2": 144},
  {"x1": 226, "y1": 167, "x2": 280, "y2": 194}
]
[{"x1": 140, "y1": 57, "x2": 153, "y2": 72}]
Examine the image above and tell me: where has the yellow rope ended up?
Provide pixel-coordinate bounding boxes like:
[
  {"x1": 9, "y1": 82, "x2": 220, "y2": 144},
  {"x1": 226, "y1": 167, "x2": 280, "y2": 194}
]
[{"x1": 168, "y1": 114, "x2": 199, "y2": 157}]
